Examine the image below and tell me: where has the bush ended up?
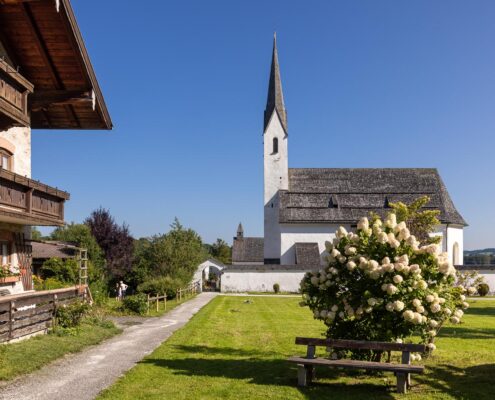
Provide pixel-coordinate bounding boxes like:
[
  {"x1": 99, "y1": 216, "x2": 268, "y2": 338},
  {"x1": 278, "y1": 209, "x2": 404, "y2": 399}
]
[
  {"x1": 137, "y1": 276, "x2": 182, "y2": 299},
  {"x1": 478, "y1": 283, "x2": 490, "y2": 297},
  {"x1": 300, "y1": 214, "x2": 469, "y2": 360},
  {"x1": 55, "y1": 301, "x2": 90, "y2": 329},
  {"x1": 40, "y1": 258, "x2": 79, "y2": 284},
  {"x1": 273, "y1": 283, "x2": 280, "y2": 293},
  {"x1": 122, "y1": 294, "x2": 148, "y2": 315},
  {"x1": 34, "y1": 276, "x2": 69, "y2": 291}
]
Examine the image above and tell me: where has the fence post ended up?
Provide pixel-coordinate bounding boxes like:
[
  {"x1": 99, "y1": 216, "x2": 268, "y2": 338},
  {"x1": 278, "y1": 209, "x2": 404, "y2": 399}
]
[
  {"x1": 156, "y1": 294, "x2": 159, "y2": 312},
  {"x1": 8, "y1": 300, "x2": 15, "y2": 340},
  {"x1": 164, "y1": 294, "x2": 167, "y2": 311},
  {"x1": 147, "y1": 294, "x2": 150, "y2": 315}
]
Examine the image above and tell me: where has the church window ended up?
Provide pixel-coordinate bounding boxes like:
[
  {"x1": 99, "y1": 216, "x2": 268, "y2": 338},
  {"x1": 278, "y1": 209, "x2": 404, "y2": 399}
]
[{"x1": 273, "y1": 137, "x2": 278, "y2": 154}]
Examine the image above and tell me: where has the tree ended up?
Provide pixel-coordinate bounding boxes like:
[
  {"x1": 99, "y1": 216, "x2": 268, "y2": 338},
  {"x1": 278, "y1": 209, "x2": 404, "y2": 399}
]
[
  {"x1": 31, "y1": 227, "x2": 43, "y2": 241},
  {"x1": 132, "y1": 218, "x2": 208, "y2": 286},
  {"x1": 208, "y1": 239, "x2": 232, "y2": 264},
  {"x1": 388, "y1": 196, "x2": 441, "y2": 245},
  {"x1": 85, "y1": 208, "x2": 134, "y2": 282}
]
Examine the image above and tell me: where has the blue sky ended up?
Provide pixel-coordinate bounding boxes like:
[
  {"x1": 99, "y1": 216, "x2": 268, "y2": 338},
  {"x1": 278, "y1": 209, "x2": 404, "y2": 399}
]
[{"x1": 34, "y1": 0, "x2": 495, "y2": 250}]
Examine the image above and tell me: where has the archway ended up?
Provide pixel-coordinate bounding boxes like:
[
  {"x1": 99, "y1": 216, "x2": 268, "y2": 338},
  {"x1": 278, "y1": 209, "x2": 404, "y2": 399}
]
[{"x1": 193, "y1": 259, "x2": 225, "y2": 292}]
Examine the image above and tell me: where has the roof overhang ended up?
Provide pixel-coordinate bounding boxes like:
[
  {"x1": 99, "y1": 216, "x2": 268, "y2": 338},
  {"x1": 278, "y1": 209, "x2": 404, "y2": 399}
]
[{"x1": 0, "y1": 0, "x2": 112, "y2": 130}]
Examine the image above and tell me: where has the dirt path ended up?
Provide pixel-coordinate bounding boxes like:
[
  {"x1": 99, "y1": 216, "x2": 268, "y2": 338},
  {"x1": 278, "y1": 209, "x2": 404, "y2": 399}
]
[{"x1": 0, "y1": 292, "x2": 218, "y2": 400}]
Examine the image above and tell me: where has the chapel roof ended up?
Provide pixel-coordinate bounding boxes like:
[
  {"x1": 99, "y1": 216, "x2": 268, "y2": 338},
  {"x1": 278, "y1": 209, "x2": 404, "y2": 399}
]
[
  {"x1": 232, "y1": 237, "x2": 264, "y2": 263},
  {"x1": 279, "y1": 168, "x2": 466, "y2": 226}
]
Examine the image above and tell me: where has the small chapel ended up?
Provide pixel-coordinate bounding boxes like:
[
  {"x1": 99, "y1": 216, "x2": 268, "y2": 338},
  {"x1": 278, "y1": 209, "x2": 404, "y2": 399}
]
[{"x1": 220, "y1": 36, "x2": 466, "y2": 293}]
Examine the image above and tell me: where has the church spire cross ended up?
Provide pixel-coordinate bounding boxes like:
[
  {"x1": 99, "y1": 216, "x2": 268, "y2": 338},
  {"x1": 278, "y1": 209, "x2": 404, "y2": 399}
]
[{"x1": 264, "y1": 33, "x2": 288, "y2": 134}]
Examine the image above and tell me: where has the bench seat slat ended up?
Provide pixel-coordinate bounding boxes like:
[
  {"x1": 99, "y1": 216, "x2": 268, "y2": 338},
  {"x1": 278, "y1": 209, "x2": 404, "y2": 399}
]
[
  {"x1": 295, "y1": 337, "x2": 426, "y2": 353},
  {"x1": 288, "y1": 356, "x2": 424, "y2": 374}
]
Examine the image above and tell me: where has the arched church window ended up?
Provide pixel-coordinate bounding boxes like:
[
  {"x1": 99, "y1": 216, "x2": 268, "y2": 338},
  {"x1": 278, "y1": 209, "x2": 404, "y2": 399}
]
[
  {"x1": 453, "y1": 242, "x2": 460, "y2": 265},
  {"x1": 273, "y1": 137, "x2": 278, "y2": 154}
]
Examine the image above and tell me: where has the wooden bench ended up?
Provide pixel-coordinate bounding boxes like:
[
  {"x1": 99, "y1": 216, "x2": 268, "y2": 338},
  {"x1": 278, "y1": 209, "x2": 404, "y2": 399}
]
[{"x1": 288, "y1": 337, "x2": 426, "y2": 393}]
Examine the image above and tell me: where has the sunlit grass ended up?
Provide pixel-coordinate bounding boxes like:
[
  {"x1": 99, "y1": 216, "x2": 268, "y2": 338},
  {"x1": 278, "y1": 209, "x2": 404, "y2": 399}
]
[{"x1": 98, "y1": 297, "x2": 495, "y2": 399}]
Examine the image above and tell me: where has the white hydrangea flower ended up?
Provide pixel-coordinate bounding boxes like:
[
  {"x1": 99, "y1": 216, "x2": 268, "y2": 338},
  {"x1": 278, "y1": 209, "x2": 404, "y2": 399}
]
[
  {"x1": 429, "y1": 319, "x2": 438, "y2": 328},
  {"x1": 310, "y1": 276, "x2": 319, "y2": 286},
  {"x1": 427, "y1": 343, "x2": 436, "y2": 351},
  {"x1": 346, "y1": 261, "x2": 356, "y2": 271},
  {"x1": 412, "y1": 299, "x2": 422, "y2": 308},
  {"x1": 336, "y1": 226, "x2": 348, "y2": 239},
  {"x1": 393, "y1": 275, "x2": 403, "y2": 284},
  {"x1": 462, "y1": 302, "x2": 469, "y2": 309},
  {"x1": 418, "y1": 280, "x2": 428, "y2": 290},
  {"x1": 377, "y1": 232, "x2": 388, "y2": 244},
  {"x1": 338, "y1": 256, "x2": 347, "y2": 264},
  {"x1": 357, "y1": 217, "x2": 369, "y2": 231},
  {"x1": 345, "y1": 246, "x2": 357, "y2": 256},
  {"x1": 387, "y1": 284, "x2": 398, "y2": 295},
  {"x1": 416, "y1": 306, "x2": 425, "y2": 314},
  {"x1": 402, "y1": 310, "x2": 414, "y2": 321},
  {"x1": 430, "y1": 303, "x2": 441, "y2": 313},
  {"x1": 367, "y1": 298, "x2": 377, "y2": 306},
  {"x1": 320, "y1": 310, "x2": 328, "y2": 318},
  {"x1": 385, "y1": 213, "x2": 397, "y2": 229},
  {"x1": 394, "y1": 300, "x2": 405, "y2": 311},
  {"x1": 425, "y1": 294, "x2": 435, "y2": 303},
  {"x1": 450, "y1": 316, "x2": 460, "y2": 324},
  {"x1": 331, "y1": 304, "x2": 339, "y2": 312}
]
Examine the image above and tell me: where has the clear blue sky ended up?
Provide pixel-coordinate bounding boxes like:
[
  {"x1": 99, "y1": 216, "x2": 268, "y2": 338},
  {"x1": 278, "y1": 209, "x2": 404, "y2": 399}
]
[{"x1": 33, "y1": 0, "x2": 495, "y2": 250}]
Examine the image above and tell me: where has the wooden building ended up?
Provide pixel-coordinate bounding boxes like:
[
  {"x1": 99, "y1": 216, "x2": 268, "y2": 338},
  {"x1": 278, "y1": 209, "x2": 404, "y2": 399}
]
[{"x1": 0, "y1": 0, "x2": 111, "y2": 295}]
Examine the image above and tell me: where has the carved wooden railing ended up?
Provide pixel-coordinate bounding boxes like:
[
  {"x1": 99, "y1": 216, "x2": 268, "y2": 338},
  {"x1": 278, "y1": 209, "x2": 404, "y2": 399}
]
[
  {"x1": 0, "y1": 58, "x2": 33, "y2": 129},
  {"x1": 0, "y1": 168, "x2": 69, "y2": 226}
]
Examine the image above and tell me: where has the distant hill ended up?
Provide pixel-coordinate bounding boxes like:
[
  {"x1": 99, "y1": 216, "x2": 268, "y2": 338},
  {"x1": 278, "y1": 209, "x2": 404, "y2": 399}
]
[
  {"x1": 464, "y1": 248, "x2": 495, "y2": 265},
  {"x1": 464, "y1": 248, "x2": 495, "y2": 255}
]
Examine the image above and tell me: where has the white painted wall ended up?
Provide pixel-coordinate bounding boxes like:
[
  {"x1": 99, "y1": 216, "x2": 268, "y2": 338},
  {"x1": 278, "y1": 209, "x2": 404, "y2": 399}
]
[
  {"x1": 221, "y1": 270, "x2": 307, "y2": 293},
  {"x1": 280, "y1": 223, "x2": 347, "y2": 265},
  {"x1": 477, "y1": 271, "x2": 495, "y2": 294},
  {"x1": 430, "y1": 224, "x2": 464, "y2": 265},
  {"x1": 0, "y1": 127, "x2": 31, "y2": 177},
  {"x1": 264, "y1": 112, "x2": 288, "y2": 261}
]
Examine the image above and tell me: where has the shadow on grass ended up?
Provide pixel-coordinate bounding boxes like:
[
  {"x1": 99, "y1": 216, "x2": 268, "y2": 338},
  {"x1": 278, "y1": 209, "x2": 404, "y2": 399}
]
[
  {"x1": 140, "y1": 347, "x2": 399, "y2": 399},
  {"x1": 438, "y1": 325, "x2": 495, "y2": 339},
  {"x1": 416, "y1": 363, "x2": 495, "y2": 400},
  {"x1": 464, "y1": 306, "x2": 495, "y2": 317}
]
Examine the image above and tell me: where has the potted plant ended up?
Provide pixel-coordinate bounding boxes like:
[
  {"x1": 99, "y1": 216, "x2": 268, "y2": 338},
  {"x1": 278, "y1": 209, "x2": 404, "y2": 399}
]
[{"x1": 0, "y1": 264, "x2": 20, "y2": 284}]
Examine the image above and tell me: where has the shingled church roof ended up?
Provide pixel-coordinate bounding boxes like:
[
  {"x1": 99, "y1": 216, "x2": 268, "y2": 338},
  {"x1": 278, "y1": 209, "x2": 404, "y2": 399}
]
[
  {"x1": 279, "y1": 168, "x2": 466, "y2": 226},
  {"x1": 232, "y1": 237, "x2": 264, "y2": 263}
]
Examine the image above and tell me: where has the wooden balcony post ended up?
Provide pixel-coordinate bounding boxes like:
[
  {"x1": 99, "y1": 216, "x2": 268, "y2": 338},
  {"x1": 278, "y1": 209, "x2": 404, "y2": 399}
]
[{"x1": 26, "y1": 188, "x2": 33, "y2": 214}]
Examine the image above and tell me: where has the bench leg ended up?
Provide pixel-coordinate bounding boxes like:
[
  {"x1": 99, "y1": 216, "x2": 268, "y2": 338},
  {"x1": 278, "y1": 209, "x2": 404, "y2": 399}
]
[
  {"x1": 406, "y1": 373, "x2": 411, "y2": 388},
  {"x1": 297, "y1": 364, "x2": 307, "y2": 386},
  {"x1": 297, "y1": 364, "x2": 314, "y2": 387},
  {"x1": 397, "y1": 373, "x2": 407, "y2": 394}
]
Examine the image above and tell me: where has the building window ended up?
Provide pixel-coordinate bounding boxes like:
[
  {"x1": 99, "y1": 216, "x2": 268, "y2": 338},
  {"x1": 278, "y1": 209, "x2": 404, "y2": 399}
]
[
  {"x1": 0, "y1": 148, "x2": 12, "y2": 171},
  {"x1": 0, "y1": 241, "x2": 10, "y2": 266},
  {"x1": 273, "y1": 137, "x2": 278, "y2": 154},
  {"x1": 453, "y1": 242, "x2": 460, "y2": 265}
]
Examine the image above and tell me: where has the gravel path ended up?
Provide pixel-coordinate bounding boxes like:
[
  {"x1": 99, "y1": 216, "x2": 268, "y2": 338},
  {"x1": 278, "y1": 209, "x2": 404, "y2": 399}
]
[{"x1": 0, "y1": 292, "x2": 218, "y2": 400}]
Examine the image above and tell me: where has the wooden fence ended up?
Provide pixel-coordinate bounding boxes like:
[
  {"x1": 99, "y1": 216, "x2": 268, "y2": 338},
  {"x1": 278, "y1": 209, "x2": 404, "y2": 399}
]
[
  {"x1": 147, "y1": 293, "x2": 167, "y2": 314},
  {"x1": 0, "y1": 285, "x2": 86, "y2": 343},
  {"x1": 175, "y1": 282, "x2": 200, "y2": 302}
]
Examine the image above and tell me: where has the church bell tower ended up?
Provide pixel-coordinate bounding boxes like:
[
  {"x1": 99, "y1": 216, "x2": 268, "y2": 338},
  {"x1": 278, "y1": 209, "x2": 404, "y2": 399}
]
[{"x1": 263, "y1": 33, "x2": 288, "y2": 264}]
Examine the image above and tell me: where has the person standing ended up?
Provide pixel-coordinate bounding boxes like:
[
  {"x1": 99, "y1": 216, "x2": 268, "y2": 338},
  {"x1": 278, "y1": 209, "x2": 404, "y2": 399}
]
[{"x1": 119, "y1": 281, "x2": 128, "y2": 300}]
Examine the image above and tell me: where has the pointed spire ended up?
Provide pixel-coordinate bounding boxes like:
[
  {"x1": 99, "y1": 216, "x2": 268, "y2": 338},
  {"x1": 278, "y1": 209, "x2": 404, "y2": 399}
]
[
  {"x1": 237, "y1": 223, "x2": 244, "y2": 238},
  {"x1": 264, "y1": 33, "x2": 288, "y2": 134}
]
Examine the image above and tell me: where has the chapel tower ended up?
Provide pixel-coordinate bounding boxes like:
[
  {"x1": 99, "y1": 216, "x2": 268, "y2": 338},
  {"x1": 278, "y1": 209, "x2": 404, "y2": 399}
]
[{"x1": 263, "y1": 34, "x2": 288, "y2": 264}]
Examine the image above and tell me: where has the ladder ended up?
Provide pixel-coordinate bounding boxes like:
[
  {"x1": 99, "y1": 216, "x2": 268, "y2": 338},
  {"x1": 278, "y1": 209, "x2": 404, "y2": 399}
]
[{"x1": 77, "y1": 249, "x2": 91, "y2": 302}]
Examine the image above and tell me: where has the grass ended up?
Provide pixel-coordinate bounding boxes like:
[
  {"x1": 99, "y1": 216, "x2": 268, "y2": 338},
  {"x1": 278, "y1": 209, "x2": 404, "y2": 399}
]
[
  {"x1": 100, "y1": 294, "x2": 197, "y2": 317},
  {"x1": 0, "y1": 319, "x2": 121, "y2": 382},
  {"x1": 99, "y1": 297, "x2": 495, "y2": 400}
]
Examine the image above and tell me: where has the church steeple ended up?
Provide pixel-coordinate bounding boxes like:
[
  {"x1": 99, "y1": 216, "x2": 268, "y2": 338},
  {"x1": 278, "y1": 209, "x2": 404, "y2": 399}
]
[
  {"x1": 237, "y1": 223, "x2": 244, "y2": 239},
  {"x1": 264, "y1": 33, "x2": 288, "y2": 134}
]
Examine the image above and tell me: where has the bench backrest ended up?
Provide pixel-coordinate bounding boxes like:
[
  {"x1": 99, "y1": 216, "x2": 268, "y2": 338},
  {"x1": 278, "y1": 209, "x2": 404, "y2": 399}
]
[{"x1": 295, "y1": 337, "x2": 426, "y2": 353}]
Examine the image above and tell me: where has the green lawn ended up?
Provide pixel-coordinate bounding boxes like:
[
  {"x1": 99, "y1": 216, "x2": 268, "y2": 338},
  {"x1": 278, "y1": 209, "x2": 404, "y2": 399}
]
[
  {"x1": 0, "y1": 320, "x2": 121, "y2": 382},
  {"x1": 98, "y1": 296, "x2": 495, "y2": 400}
]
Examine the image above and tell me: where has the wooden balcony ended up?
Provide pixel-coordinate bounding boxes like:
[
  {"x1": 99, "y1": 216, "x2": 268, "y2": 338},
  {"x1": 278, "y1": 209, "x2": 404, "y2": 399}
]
[
  {"x1": 0, "y1": 168, "x2": 69, "y2": 226},
  {"x1": 0, "y1": 58, "x2": 33, "y2": 130}
]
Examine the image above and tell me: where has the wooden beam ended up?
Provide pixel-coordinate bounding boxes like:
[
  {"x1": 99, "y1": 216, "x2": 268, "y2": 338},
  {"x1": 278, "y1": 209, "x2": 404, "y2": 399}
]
[
  {"x1": 30, "y1": 89, "x2": 94, "y2": 110},
  {"x1": 20, "y1": 3, "x2": 80, "y2": 127}
]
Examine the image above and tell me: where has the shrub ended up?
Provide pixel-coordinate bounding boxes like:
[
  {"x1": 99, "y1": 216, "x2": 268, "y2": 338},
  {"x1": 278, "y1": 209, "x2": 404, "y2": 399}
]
[
  {"x1": 137, "y1": 276, "x2": 182, "y2": 299},
  {"x1": 300, "y1": 214, "x2": 469, "y2": 361},
  {"x1": 122, "y1": 294, "x2": 148, "y2": 315},
  {"x1": 478, "y1": 283, "x2": 490, "y2": 297},
  {"x1": 273, "y1": 283, "x2": 280, "y2": 293},
  {"x1": 40, "y1": 258, "x2": 79, "y2": 284},
  {"x1": 34, "y1": 276, "x2": 69, "y2": 291},
  {"x1": 55, "y1": 301, "x2": 90, "y2": 329}
]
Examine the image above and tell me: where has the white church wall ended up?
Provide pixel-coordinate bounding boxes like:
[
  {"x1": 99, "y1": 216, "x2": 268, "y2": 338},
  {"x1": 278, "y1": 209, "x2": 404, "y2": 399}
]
[
  {"x1": 430, "y1": 224, "x2": 464, "y2": 265},
  {"x1": 280, "y1": 224, "x2": 348, "y2": 265},
  {"x1": 221, "y1": 270, "x2": 308, "y2": 293},
  {"x1": 264, "y1": 112, "x2": 288, "y2": 261},
  {"x1": 477, "y1": 270, "x2": 495, "y2": 294}
]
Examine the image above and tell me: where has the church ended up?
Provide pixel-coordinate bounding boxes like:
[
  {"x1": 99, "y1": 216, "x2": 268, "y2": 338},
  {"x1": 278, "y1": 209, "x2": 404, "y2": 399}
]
[{"x1": 220, "y1": 36, "x2": 466, "y2": 293}]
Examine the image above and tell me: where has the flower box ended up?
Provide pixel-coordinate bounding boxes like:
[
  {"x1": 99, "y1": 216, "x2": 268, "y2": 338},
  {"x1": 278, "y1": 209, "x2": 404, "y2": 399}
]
[{"x1": 0, "y1": 275, "x2": 20, "y2": 284}]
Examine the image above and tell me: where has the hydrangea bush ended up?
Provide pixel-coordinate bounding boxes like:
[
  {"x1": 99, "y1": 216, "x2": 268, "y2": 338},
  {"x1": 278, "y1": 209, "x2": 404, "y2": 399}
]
[{"x1": 300, "y1": 213, "x2": 471, "y2": 361}]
